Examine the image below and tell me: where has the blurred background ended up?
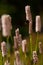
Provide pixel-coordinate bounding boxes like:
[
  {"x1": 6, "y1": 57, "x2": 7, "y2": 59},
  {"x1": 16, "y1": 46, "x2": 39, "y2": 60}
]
[{"x1": 0, "y1": 0, "x2": 43, "y2": 36}]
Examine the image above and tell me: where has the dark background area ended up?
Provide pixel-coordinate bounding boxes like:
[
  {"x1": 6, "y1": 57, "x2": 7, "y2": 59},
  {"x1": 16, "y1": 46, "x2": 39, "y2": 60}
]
[{"x1": 0, "y1": 0, "x2": 43, "y2": 36}]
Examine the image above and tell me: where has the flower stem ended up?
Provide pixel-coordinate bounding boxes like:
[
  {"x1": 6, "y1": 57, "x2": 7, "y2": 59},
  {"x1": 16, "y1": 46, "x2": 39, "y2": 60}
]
[
  {"x1": 29, "y1": 34, "x2": 32, "y2": 60},
  {"x1": 2, "y1": 57, "x2": 4, "y2": 65},
  {"x1": 40, "y1": 54, "x2": 42, "y2": 65},
  {"x1": 35, "y1": 32, "x2": 39, "y2": 51}
]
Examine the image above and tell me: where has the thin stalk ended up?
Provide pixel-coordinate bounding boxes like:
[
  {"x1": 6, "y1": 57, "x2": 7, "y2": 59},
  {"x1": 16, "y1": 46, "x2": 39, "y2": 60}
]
[
  {"x1": 35, "y1": 32, "x2": 39, "y2": 51},
  {"x1": 24, "y1": 53, "x2": 27, "y2": 65},
  {"x1": 10, "y1": 33, "x2": 13, "y2": 53},
  {"x1": 29, "y1": 34, "x2": 32, "y2": 60},
  {"x1": 2, "y1": 56, "x2": 4, "y2": 65},
  {"x1": 7, "y1": 36, "x2": 9, "y2": 50},
  {"x1": 6, "y1": 36, "x2": 10, "y2": 57},
  {"x1": 40, "y1": 54, "x2": 42, "y2": 65}
]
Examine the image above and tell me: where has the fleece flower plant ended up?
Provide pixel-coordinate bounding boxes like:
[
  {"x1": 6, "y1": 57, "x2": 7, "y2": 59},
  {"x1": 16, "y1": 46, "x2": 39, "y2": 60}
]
[{"x1": 0, "y1": 5, "x2": 42, "y2": 65}]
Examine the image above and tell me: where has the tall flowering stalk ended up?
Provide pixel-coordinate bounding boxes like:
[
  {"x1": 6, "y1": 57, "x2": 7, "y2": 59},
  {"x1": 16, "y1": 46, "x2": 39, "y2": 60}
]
[
  {"x1": 25, "y1": 5, "x2": 33, "y2": 60},
  {"x1": 35, "y1": 15, "x2": 41, "y2": 51},
  {"x1": 29, "y1": 22, "x2": 32, "y2": 60}
]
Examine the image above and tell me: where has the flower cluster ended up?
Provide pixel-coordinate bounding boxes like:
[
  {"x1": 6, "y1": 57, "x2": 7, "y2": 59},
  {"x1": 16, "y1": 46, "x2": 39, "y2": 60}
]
[
  {"x1": 1, "y1": 14, "x2": 12, "y2": 37},
  {"x1": 35, "y1": 15, "x2": 41, "y2": 32},
  {"x1": 33, "y1": 51, "x2": 38, "y2": 64}
]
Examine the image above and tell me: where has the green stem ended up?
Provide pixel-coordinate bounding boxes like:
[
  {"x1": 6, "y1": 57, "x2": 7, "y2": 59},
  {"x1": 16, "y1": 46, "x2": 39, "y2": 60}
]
[
  {"x1": 24, "y1": 53, "x2": 27, "y2": 65},
  {"x1": 2, "y1": 57, "x2": 4, "y2": 65},
  {"x1": 40, "y1": 54, "x2": 42, "y2": 65},
  {"x1": 35, "y1": 32, "x2": 39, "y2": 51},
  {"x1": 10, "y1": 34, "x2": 13, "y2": 53},
  {"x1": 7, "y1": 36, "x2": 10, "y2": 54},
  {"x1": 29, "y1": 34, "x2": 32, "y2": 60},
  {"x1": 7, "y1": 36, "x2": 9, "y2": 48}
]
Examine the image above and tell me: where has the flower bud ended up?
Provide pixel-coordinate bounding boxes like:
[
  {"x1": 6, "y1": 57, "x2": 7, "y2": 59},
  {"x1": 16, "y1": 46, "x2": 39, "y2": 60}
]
[
  {"x1": 1, "y1": 14, "x2": 12, "y2": 37},
  {"x1": 1, "y1": 41, "x2": 7, "y2": 57},
  {"x1": 39, "y1": 42, "x2": 43, "y2": 54},
  {"x1": 33, "y1": 51, "x2": 38, "y2": 64},
  {"x1": 22, "y1": 39, "x2": 27, "y2": 53},
  {"x1": 25, "y1": 5, "x2": 32, "y2": 22},
  {"x1": 35, "y1": 15, "x2": 41, "y2": 32}
]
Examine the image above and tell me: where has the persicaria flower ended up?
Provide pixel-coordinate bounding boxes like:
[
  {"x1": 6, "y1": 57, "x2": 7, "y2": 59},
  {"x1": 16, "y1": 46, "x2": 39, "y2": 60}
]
[
  {"x1": 35, "y1": 15, "x2": 41, "y2": 32},
  {"x1": 25, "y1": 5, "x2": 32, "y2": 22},
  {"x1": 1, "y1": 14, "x2": 12, "y2": 37},
  {"x1": 22, "y1": 39, "x2": 27, "y2": 53},
  {"x1": 1, "y1": 41, "x2": 7, "y2": 57},
  {"x1": 33, "y1": 51, "x2": 38, "y2": 64},
  {"x1": 39, "y1": 42, "x2": 43, "y2": 54}
]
